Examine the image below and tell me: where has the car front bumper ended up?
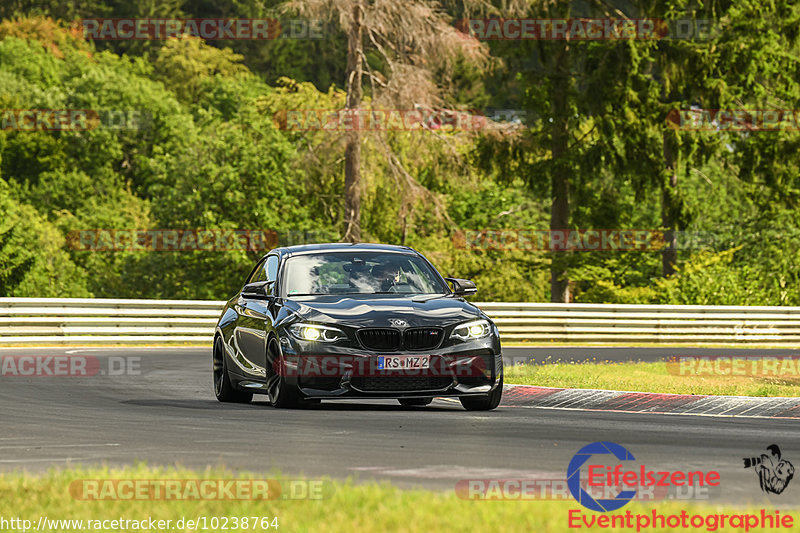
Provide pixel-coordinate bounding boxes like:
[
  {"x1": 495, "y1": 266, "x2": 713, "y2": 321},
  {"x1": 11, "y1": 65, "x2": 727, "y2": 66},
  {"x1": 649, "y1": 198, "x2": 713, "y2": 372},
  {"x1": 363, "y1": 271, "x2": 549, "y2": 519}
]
[{"x1": 279, "y1": 334, "x2": 503, "y2": 399}]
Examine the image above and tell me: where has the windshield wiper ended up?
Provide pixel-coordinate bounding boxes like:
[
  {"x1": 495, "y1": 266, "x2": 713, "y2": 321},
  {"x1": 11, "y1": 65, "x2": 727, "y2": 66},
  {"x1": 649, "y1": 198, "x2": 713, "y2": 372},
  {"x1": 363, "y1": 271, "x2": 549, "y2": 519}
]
[
  {"x1": 287, "y1": 292, "x2": 368, "y2": 297},
  {"x1": 411, "y1": 293, "x2": 451, "y2": 303},
  {"x1": 370, "y1": 291, "x2": 415, "y2": 295}
]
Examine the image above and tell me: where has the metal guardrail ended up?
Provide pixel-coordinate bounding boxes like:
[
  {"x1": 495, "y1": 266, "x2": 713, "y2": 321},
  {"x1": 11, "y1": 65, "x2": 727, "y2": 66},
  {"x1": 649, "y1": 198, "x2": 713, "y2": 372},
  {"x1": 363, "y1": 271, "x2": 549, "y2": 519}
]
[
  {"x1": 2, "y1": 298, "x2": 800, "y2": 345},
  {"x1": 478, "y1": 302, "x2": 800, "y2": 344},
  {"x1": 0, "y1": 298, "x2": 224, "y2": 344}
]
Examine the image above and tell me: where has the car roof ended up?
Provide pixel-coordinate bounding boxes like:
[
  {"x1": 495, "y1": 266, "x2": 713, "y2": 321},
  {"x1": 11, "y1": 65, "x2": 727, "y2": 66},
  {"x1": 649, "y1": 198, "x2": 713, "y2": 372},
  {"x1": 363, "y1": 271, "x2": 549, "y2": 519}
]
[{"x1": 269, "y1": 242, "x2": 418, "y2": 259}]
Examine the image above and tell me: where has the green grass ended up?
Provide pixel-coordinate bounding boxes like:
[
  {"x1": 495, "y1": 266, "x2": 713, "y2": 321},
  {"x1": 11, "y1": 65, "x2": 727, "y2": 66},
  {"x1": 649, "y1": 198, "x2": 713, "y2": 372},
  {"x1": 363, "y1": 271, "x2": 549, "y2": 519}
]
[
  {"x1": 0, "y1": 466, "x2": 790, "y2": 532},
  {"x1": 505, "y1": 361, "x2": 800, "y2": 397}
]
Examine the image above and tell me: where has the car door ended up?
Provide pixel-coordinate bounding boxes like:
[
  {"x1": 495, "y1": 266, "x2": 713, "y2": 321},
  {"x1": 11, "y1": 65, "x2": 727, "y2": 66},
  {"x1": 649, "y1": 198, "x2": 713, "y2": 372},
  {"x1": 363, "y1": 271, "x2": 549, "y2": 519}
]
[{"x1": 233, "y1": 255, "x2": 280, "y2": 383}]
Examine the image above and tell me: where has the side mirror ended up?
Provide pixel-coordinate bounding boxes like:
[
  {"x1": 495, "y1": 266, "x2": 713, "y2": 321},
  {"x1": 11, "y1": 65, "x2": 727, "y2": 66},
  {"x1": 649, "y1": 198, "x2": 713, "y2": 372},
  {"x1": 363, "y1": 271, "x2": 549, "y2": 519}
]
[
  {"x1": 445, "y1": 277, "x2": 477, "y2": 297},
  {"x1": 242, "y1": 280, "x2": 274, "y2": 300}
]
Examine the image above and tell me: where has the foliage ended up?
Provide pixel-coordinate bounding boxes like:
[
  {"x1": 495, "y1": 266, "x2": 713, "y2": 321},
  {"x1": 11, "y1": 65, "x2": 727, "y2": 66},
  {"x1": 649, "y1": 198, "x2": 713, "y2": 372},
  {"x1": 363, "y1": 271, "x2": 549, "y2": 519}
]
[
  {"x1": 0, "y1": 180, "x2": 90, "y2": 296},
  {"x1": 0, "y1": 9, "x2": 799, "y2": 305}
]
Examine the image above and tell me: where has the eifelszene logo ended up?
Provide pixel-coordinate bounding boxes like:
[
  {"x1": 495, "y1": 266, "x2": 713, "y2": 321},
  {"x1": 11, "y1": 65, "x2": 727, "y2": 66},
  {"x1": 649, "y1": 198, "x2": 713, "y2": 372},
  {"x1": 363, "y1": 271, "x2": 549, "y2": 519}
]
[
  {"x1": 567, "y1": 441, "x2": 721, "y2": 512},
  {"x1": 743, "y1": 445, "x2": 795, "y2": 495},
  {"x1": 568, "y1": 442, "x2": 637, "y2": 512}
]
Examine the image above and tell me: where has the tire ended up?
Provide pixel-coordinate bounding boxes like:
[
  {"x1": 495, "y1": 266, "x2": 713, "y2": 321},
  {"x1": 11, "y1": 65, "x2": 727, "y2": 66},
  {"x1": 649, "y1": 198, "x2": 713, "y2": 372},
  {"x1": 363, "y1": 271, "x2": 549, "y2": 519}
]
[
  {"x1": 398, "y1": 397, "x2": 433, "y2": 407},
  {"x1": 459, "y1": 376, "x2": 503, "y2": 411},
  {"x1": 213, "y1": 336, "x2": 253, "y2": 403},
  {"x1": 266, "y1": 338, "x2": 300, "y2": 408}
]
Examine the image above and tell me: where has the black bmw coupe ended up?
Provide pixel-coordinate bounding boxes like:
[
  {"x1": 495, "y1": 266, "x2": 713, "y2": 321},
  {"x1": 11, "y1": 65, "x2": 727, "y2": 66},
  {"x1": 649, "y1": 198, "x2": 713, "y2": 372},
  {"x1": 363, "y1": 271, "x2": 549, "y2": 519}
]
[{"x1": 213, "y1": 243, "x2": 503, "y2": 410}]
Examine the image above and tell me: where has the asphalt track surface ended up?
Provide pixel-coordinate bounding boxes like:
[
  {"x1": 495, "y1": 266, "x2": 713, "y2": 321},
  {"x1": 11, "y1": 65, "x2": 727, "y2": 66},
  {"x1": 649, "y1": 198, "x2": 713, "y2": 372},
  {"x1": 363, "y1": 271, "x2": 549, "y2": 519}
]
[{"x1": 2, "y1": 346, "x2": 800, "y2": 504}]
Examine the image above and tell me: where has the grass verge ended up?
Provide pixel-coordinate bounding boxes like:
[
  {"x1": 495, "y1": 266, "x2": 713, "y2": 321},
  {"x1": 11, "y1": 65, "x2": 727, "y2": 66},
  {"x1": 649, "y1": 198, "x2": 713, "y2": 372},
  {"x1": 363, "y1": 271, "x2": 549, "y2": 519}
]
[
  {"x1": 0, "y1": 466, "x2": 789, "y2": 532},
  {"x1": 505, "y1": 361, "x2": 800, "y2": 397}
]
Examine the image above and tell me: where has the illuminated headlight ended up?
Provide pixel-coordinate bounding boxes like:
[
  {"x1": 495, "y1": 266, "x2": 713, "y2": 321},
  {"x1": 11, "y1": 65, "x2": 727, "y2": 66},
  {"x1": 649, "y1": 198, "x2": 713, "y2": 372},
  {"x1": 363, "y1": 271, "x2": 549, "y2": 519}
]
[
  {"x1": 450, "y1": 320, "x2": 491, "y2": 341},
  {"x1": 289, "y1": 323, "x2": 346, "y2": 342}
]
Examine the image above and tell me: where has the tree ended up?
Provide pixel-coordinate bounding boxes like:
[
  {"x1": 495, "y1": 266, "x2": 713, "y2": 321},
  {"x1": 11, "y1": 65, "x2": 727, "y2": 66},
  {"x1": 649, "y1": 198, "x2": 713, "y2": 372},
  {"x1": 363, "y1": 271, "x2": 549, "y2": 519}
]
[
  {"x1": 0, "y1": 181, "x2": 90, "y2": 296},
  {"x1": 282, "y1": 0, "x2": 487, "y2": 242},
  {"x1": 342, "y1": 0, "x2": 363, "y2": 241},
  {"x1": 633, "y1": 0, "x2": 800, "y2": 277},
  {"x1": 472, "y1": 1, "x2": 659, "y2": 302}
]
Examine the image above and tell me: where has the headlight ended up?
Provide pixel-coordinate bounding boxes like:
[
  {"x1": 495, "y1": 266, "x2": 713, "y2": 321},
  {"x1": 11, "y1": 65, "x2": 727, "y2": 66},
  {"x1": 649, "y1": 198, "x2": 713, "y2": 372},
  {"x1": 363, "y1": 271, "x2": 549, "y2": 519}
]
[
  {"x1": 289, "y1": 323, "x2": 346, "y2": 342},
  {"x1": 450, "y1": 319, "x2": 491, "y2": 341}
]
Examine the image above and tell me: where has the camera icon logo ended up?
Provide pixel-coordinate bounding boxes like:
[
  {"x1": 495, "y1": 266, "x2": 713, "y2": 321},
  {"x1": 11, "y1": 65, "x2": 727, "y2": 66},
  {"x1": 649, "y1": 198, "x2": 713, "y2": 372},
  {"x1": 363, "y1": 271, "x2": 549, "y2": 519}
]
[
  {"x1": 567, "y1": 441, "x2": 637, "y2": 512},
  {"x1": 743, "y1": 445, "x2": 794, "y2": 495}
]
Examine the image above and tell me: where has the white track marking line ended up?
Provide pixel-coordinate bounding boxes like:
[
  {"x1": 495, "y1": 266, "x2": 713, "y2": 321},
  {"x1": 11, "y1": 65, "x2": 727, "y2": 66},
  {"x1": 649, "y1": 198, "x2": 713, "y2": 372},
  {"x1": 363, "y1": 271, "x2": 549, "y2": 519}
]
[
  {"x1": 0, "y1": 443, "x2": 120, "y2": 450},
  {"x1": 0, "y1": 457, "x2": 88, "y2": 463}
]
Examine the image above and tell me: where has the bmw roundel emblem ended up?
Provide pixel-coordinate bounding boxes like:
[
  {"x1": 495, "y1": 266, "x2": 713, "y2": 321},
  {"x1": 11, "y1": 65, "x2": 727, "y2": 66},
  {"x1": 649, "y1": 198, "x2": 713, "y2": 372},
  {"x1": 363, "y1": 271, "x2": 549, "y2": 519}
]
[{"x1": 389, "y1": 319, "x2": 408, "y2": 328}]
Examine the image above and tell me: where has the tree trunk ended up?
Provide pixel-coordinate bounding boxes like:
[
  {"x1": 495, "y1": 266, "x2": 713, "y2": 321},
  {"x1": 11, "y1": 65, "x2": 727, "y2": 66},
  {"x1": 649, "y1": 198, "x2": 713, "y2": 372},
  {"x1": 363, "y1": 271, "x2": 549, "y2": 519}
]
[
  {"x1": 549, "y1": 40, "x2": 571, "y2": 303},
  {"x1": 661, "y1": 134, "x2": 678, "y2": 277},
  {"x1": 343, "y1": 1, "x2": 363, "y2": 242}
]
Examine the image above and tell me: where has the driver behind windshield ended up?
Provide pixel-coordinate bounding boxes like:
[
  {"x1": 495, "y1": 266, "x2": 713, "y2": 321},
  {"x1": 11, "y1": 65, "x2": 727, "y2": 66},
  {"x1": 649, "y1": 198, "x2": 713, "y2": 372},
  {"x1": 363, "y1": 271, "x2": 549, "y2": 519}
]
[{"x1": 371, "y1": 263, "x2": 402, "y2": 292}]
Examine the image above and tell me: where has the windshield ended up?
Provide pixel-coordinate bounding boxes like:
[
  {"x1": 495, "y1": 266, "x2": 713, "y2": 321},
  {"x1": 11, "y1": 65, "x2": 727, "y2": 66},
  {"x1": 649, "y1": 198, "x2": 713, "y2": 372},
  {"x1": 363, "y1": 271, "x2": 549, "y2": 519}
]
[{"x1": 282, "y1": 252, "x2": 448, "y2": 296}]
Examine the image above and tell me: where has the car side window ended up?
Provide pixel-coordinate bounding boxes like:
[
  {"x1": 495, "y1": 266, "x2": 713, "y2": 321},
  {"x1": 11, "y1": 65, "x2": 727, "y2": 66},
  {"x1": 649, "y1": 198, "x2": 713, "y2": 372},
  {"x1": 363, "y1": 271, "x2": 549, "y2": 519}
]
[
  {"x1": 265, "y1": 255, "x2": 279, "y2": 282},
  {"x1": 247, "y1": 259, "x2": 268, "y2": 284}
]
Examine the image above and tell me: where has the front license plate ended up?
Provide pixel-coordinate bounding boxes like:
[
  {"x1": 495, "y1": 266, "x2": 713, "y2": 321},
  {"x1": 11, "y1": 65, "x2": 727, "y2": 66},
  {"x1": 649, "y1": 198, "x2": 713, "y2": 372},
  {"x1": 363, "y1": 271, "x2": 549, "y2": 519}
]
[{"x1": 377, "y1": 355, "x2": 430, "y2": 370}]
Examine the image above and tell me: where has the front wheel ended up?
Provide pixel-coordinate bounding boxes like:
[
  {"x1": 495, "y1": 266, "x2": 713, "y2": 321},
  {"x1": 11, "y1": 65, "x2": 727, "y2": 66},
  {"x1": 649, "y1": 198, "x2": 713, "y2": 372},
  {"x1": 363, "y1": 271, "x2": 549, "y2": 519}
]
[
  {"x1": 398, "y1": 397, "x2": 432, "y2": 407},
  {"x1": 266, "y1": 339, "x2": 300, "y2": 408},
  {"x1": 459, "y1": 377, "x2": 503, "y2": 411},
  {"x1": 213, "y1": 336, "x2": 253, "y2": 403}
]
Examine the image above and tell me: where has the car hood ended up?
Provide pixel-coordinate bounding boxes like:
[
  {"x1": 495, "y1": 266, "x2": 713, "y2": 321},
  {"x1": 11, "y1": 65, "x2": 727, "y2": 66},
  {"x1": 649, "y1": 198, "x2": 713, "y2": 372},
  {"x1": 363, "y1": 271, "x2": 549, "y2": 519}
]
[{"x1": 282, "y1": 295, "x2": 483, "y2": 328}]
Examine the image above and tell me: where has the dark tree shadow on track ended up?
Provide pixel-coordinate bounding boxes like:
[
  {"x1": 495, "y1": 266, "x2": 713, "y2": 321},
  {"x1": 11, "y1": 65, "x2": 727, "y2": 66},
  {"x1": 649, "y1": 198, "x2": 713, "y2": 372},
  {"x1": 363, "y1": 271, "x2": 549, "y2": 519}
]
[
  {"x1": 120, "y1": 399, "x2": 252, "y2": 410},
  {"x1": 121, "y1": 398, "x2": 462, "y2": 412},
  {"x1": 248, "y1": 398, "x2": 461, "y2": 411}
]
